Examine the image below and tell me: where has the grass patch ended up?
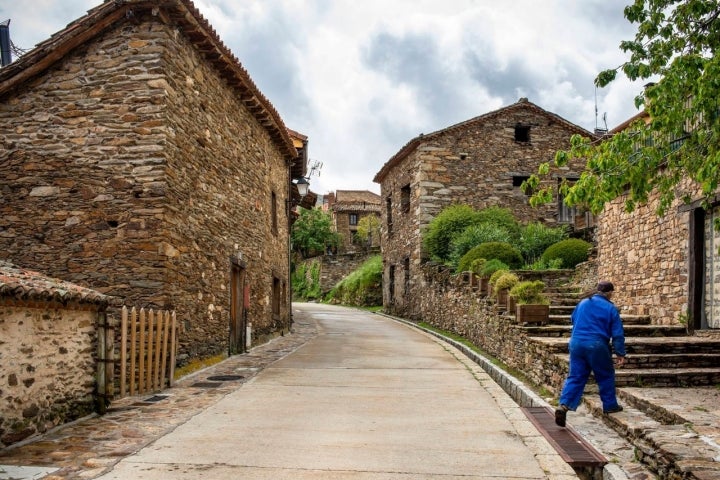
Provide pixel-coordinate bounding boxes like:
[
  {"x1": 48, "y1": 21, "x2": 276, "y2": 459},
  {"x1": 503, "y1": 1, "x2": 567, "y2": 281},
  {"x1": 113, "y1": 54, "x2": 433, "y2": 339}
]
[{"x1": 173, "y1": 353, "x2": 226, "y2": 380}]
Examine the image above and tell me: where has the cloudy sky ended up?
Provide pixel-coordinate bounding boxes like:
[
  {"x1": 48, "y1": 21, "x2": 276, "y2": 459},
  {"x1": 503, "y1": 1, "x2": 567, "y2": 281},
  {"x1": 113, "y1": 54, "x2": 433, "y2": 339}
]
[{"x1": 1, "y1": 0, "x2": 646, "y2": 195}]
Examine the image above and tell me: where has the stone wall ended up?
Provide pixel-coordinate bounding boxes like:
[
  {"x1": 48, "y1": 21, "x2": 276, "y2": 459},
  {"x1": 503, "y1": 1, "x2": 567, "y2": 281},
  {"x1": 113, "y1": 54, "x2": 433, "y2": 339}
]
[
  {"x1": 0, "y1": 300, "x2": 98, "y2": 447},
  {"x1": 0, "y1": 15, "x2": 291, "y2": 364},
  {"x1": 597, "y1": 191, "x2": 689, "y2": 325},
  {"x1": 299, "y1": 252, "x2": 380, "y2": 296}
]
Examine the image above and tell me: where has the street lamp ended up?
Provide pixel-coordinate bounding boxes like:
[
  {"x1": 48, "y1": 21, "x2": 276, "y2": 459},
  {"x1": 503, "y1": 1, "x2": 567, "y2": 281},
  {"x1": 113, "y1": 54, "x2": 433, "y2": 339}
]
[{"x1": 295, "y1": 177, "x2": 310, "y2": 198}]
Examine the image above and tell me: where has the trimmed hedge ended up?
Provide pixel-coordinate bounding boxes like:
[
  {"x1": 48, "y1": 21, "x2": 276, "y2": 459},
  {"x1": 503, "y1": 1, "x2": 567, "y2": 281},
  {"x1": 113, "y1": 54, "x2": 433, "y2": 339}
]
[
  {"x1": 541, "y1": 238, "x2": 592, "y2": 268},
  {"x1": 458, "y1": 242, "x2": 523, "y2": 271}
]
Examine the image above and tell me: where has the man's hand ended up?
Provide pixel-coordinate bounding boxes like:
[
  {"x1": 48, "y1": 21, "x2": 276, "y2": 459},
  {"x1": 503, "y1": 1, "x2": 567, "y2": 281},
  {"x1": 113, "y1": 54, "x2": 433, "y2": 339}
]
[{"x1": 616, "y1": 356, "x2": 626, "y2": 368}]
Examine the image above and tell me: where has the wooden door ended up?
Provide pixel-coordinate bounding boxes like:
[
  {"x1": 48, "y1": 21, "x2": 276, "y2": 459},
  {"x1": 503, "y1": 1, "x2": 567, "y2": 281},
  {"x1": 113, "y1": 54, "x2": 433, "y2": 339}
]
[
  {"x1": 230, "y1": 262, "x2": 247, "y2": 354},
  {"x1": 704, "y1": 205, "x2": 720, "y2": 329}
]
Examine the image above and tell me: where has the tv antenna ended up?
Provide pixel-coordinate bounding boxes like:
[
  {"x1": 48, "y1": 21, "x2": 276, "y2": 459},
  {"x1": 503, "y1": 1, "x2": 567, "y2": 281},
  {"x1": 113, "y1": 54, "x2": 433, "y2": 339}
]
[
  {"x1": 594, "y1": 86, "x2": 608, "y2": 135},
  {"x1": 308, "y1": 159, "x2": 323, "y2": 178}
]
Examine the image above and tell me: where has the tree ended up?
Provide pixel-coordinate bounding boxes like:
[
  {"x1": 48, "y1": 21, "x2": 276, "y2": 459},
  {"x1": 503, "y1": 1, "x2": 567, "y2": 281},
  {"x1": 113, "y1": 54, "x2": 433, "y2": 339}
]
[
  {"x1": 355, "y1": 215, "x2": 380, "y2": 247},
  {"x1": 291, "y1": 208, "x2": 340, "y2": 258},
  {"x1": 526, "y1": 0, "x2": 720, "y2": 216}
]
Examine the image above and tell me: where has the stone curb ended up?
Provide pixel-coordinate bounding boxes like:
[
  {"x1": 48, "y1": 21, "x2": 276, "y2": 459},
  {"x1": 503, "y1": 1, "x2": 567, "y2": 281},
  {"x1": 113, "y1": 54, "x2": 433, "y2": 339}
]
[{"x1": 377, "y1": 312, "x2": 632, "y2": 480}]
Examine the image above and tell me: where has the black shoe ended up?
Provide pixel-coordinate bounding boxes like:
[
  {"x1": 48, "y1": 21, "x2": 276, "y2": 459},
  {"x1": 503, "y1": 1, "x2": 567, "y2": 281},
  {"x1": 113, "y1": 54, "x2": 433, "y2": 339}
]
[
  {"x1": 554, "y1": 406, "x2": 568, "y2": 427},
  {"x1": 603, "y1": 405, "x2": 624, "y2": 414}
]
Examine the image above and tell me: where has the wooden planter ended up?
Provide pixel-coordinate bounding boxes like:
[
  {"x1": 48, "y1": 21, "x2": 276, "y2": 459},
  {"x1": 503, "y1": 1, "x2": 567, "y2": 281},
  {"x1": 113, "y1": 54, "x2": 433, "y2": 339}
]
[
  {"x1": 479, "y1": 277, "x2": 489, "y2": 295},
  {"x1": 507, "y1": 295, "x2": 516, "y2": 316},
  {"x1": 516, "y1": 304, "x2": 549, "y2": 324},
  {"x1": 496, "y1": 288, "x2": 509, "y2": 308}
]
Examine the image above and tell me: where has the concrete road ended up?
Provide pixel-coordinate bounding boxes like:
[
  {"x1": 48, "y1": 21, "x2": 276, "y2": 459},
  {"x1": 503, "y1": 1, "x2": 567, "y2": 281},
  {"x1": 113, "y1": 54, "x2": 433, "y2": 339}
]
[{"x1": 96, "y1": 303, "x2": 576, "y2": 479}]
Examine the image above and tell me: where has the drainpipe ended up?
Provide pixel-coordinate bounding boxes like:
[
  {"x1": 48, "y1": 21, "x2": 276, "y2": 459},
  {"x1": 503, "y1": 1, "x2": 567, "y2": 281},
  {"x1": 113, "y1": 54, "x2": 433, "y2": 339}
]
[{"x1": 0, "y1": 20, "x2": 11, "y2": 67}]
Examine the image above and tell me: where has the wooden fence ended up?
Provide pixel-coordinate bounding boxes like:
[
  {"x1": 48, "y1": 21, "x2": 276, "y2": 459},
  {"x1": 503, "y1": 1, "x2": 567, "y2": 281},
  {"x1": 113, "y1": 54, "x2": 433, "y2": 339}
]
[{"x1": 117, "y1": 306, "x2": 178, "y2": 398}]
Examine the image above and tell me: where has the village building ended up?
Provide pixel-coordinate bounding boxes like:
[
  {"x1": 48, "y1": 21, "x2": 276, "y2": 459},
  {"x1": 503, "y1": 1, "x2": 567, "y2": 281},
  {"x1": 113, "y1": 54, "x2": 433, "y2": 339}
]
[
  {"x1": 373, "y1": 98, "x2": 594, "y2": 317},
  {"x1": 327, "y1": 190, "x2": 381, "y2": 253},
  {"x1": 0, "y1": 0, "x2": 312, "y2": 366},
  {"x1": 595, "y1": 111, "x2": 720, "y2": 334}
]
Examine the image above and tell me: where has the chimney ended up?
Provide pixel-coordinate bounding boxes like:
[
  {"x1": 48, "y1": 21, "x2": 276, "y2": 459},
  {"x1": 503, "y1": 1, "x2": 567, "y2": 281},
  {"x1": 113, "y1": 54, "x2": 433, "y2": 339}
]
[{"x1": 0, "y1": 20, "x2": 11, "y2": 67}]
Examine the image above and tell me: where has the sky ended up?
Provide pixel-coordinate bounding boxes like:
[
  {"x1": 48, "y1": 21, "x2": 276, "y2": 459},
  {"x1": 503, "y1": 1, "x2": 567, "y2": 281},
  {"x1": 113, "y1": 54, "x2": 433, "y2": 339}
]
[{"x1": 1, "y1": 0, "x2": 648, "y2": 195}]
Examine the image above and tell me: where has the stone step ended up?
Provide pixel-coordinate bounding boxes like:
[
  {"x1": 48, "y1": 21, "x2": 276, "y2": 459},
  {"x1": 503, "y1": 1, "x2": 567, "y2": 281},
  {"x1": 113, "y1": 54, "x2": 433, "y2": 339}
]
[
  {"x1": 523, "y1": 324, "x2": 687, "y2": 338},
  {"x1": 555, "y1": 352, "x2": 720, "y2": 369},
  {"x1": 545, "y1": 312, "x2": 653, "y2": 325},
  {"x1": 581, "y1": 394, "x2": 719, "y2": 479},
  {"x1": 529, "y1": 336, "x2": 720, "y2": 355}
]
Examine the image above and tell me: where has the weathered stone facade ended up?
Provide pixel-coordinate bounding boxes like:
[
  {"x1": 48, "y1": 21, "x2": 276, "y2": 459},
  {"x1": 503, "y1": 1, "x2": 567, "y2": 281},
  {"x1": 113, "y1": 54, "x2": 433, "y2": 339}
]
[
  {"x1": 300, "y1": 252, "x2": 380, "y2": 296},
  {"x1": 374, "y1": 99, "x2": 593, "y2": 318},
  {"x1": 0, "y1": 1, "x2": 301, "y2": 364},
  {"x1": 0, "y1": 261, "x2": 112, "y2": 448},
  {"x1": 329, "y1": 190, "x2": 381, "y2": 253}
]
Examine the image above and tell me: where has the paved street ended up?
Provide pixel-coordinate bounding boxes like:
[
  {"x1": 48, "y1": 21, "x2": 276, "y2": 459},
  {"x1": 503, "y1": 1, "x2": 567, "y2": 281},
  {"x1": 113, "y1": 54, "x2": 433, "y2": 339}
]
[{"x1": 1, "y1": 303, "x2": 576, "y2": 480}]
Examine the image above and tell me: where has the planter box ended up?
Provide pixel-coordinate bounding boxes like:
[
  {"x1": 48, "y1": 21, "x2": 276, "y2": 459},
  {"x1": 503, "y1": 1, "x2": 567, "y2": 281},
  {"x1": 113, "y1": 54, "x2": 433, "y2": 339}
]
[
  {"x1": 496, "y1": 289, "x2": 509, "y2": 309},
  {"x1": 516, "y1": 304, "x2": 549, "y2": 324},
  {"x1": 479, "y1": 277, "x2": 489, "y2": 295},
  {"x1": 507, "y1": 295, "x2": 516, "y2": 316}
]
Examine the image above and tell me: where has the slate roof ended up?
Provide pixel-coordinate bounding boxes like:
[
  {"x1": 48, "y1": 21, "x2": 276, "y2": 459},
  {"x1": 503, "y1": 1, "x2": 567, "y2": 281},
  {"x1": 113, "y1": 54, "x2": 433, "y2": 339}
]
[
  {"x1": 0, "y1": 260, "x2": 114, "y2": 305},
  {"x1": 333, "y1": 190, "x2": 381, "y2": 213},
  {"x1": 0, "y1": 0, "x2": 298, "y2": 161},
  {"x1": 373, "y1": 98, "x2": 596, "y2": 183}
]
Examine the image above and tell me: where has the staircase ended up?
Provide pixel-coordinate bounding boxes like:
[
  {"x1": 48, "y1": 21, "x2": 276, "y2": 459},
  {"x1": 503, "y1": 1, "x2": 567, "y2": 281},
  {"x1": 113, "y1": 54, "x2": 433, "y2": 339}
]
[{"x1": 521, "y1": 283, "x2": 720, "y2": 388}]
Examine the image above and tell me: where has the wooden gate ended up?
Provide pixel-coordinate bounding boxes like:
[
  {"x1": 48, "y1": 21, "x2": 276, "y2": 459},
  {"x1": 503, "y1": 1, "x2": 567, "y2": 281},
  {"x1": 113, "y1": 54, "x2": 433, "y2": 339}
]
[
  {"x1": 705, "y1": 205, "x2": 720, "y2": 329},
  {"x1": 117, "y1": 306, "x2": 178, "y2": 398}
]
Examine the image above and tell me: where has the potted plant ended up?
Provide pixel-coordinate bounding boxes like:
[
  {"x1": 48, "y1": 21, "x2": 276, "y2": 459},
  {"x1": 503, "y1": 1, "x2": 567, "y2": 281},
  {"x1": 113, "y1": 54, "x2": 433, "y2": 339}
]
[
  {"x1": 488, "y1": 268, "x2": 508, "y2": 299},
  {"x1": 493, "y1": 272, "x2": 519, "y2": 310},
  {"x1": 468, "y1": 258, "x2": 486, "y2": 291},
  {"x1": 480, "y1": 259, "x2": 508, "y2": 296},
  {"x1": 510, "y1": 280, "x2": 550, "y2": 324}
]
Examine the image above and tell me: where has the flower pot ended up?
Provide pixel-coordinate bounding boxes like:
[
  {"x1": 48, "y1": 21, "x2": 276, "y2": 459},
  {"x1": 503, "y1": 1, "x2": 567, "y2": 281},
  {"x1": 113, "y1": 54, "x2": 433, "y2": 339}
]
[
  {"x1": 507, "y1": 295, "x2": 516, "y2": 316},
  {"x1": 479, "y1": 277, "x2": 489, "y2": 295},
  {"x1": 496, "y1": 288, "x2": 509, "y2": 308},
  {"x1": 516, "y1": 304, "x2": 550, "y2": 324}
]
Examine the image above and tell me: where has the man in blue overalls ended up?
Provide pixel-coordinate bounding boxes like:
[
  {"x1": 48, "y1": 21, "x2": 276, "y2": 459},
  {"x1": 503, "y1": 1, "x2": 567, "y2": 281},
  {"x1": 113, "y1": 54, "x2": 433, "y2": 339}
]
[{"x1": 555, "y1": 281, "x2": 626, "y2": 427}]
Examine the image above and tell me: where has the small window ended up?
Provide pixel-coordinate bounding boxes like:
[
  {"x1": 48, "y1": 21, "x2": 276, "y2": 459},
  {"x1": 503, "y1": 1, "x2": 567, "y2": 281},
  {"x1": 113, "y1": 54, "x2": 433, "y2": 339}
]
[
  {"x1": 386, "y1": 196, "x2": 393, "y2": 236},
  {"x1": 400, "y1": 184, "x2": 411, "y2": 213},
  {"x1": 349, "y1": 213, "x2": 358, "y2": 225},
  {"x1": 403, "y1": 257, "x2": 410, "y2": 295},
  {"x1": 515, "y1": 125, "x2": 530, "y2": 142},
  {"x1": 512, "y1": 175, "x2": 529, "y2": 187},
  {"x1": 272, "y1": 276, "x2": 281, "y2": 318}
]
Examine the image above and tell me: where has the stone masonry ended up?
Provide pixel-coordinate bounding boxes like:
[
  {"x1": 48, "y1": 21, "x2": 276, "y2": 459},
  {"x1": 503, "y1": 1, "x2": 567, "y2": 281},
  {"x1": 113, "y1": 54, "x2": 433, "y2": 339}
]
[
  {"x1": 374, "y1": 99, "x2": 593, "y2": 319},
  {"x1": 0, "y1": 1, "x2": 299, "y2": 365}
]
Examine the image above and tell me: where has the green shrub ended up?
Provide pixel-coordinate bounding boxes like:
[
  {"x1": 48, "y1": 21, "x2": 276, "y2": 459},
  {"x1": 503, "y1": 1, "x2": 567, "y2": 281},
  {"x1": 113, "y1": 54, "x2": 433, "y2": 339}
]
[
  {"x1": 450, "y1": 222, "x2": 512, "y2": 269},
  {"x1": 541, "y1": 238, "x2": 593, "y2": 269},
  {"x1": 488, "y1": 268, "x2": 509, "y2": 287},
  {"x1": 459, "y1": 242, "x2": 523, "y2": 271},
  {"x1": 509, "y1": 280, "x2": 549, "y2": 305},
  {"x1": 475, "y1": 206, "x2": 521, "y2": 241},
  {"x1": 469, "y1": 258, "x2": 487, "y2": 275},
  {"x1": 292, "y1": 260, "x2": 322, "y2": 300},
  {"x1": 518, "y1": 223, "x2": 568, "y2": 263},
  {"x1": 422, "y1": 205, "x2": 482, "y2": 263},
  {"x1": 326, "y1": 255, "x2": 382, "y2": 306},
  {"x1": 494, "y1": 272, "x2": 519, "y2": 292},
  {"x1": 481, "y1": 259, "x2": 509, "y2": 278},
  {"x1": 526, "y1": 257, "x2": 564, "y2": 271}
]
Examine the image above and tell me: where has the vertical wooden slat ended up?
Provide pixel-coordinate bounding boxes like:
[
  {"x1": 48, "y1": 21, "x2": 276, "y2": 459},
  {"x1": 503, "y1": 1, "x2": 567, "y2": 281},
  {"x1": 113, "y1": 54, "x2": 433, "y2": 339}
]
[
  {"x1": 138, "y1": 308, "x2": 146, "y2": 394},
  {"x1": 105, "y1": 316, "x2": 114, "y2": 400},
  {"x1": 96, "y1": 313, "x2": 106, "y2": 412},
  {"x1": 153, "y1": 310, "x2": 162, "y2": 390},
  {"x1": 120, "y1": 307, "x2": 128, "y2": 397},
  {"x1": 160, "y1": 310, "x2": 170, "y2": 388},
  {"x1": 169, "y1": 311, "x2": 177, "y2": 387},
  {"x1": 146, "y1": 309, "x2": 154, "y2": 392},
  {"x1": 129, "y1": 307, "x2": 137, "y2": 396}
]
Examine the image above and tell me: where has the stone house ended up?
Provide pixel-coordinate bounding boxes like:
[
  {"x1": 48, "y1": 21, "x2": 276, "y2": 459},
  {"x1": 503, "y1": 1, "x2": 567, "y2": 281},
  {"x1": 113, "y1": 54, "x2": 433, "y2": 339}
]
[
  {"x1": 328, "y1": 190, "x2": 381, "y2": 253},
  {"x1": 0, "y1": 260, "x2": 113, "y2": 447},
  {"x1": 595, "y1": 110, "x2": 720, "y2": 334},
  {"x1": 373, "y1": 98, "x2": 594, "y2": 317},
  {"x1": 0, "y1": 0, "x2": 310, "y2": 365}
]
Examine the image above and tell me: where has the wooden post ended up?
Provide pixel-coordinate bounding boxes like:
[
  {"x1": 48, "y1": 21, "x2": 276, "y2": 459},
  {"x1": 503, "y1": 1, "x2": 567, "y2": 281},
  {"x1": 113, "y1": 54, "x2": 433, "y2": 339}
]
[
  {"x1": 104, "y1": 313, "x2": 114, "y2": 401},
  {"x1": 120, "y1": 306, "x2": 128, "y2": 397},
  {"x1": 169, "y1": 311, "x2": 177, "y2": 387},
  {"x1": 154, "y1": 309, "x2": 162, "y2": 390},
  {"x1": 129, "y1": 307, "x2": 137, "y2": 396},
  {"x1": 160, "y1": 310, "x2": 170, "y2": 388},
  {"x1": 146, "y1": 309, "x2": 154, "y2": 392},
  {"x1": 139, "y1": 308, "x2": 146, "y2": 394}
]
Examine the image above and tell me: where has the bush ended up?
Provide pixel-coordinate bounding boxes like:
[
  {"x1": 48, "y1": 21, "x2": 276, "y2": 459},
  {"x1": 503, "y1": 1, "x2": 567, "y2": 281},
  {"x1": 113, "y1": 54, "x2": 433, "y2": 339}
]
[
  {"x1": 475, "y1": 206, "x2": 521, "y2": 241},
  {"x1": 292, "y1": 260, "x2": 322, "y2": 300},
  {"x1": 458, "y1": 242, "x2": 523, "y2": 272},
  {"x1": 422, "y1": 205, "x2": 482, "y2": 263},
  {"x1": 488, "y1": 268, "x2": 509, "y2": 287},
  {"x1": 518, "y1": 223, "x2": 568, "y2": 264},
  {"x1": 326, "y1": 255, "x2": 382, "y2": 306},
  {"x1": 450, "y1": 222, "x2": 512, "y2": 269},
  {"x1": 510, "y1": 280, "x2": 549, "y2": 305},
  {"x1": 541, "y1": 238, "x2": 593, "y2": 269},
  {"x1": 481, "y1": 259, "x2": 509, "y2": 278},
  {"x1": 494, "y1": 272, "x2": 519, "y2": 292},
  {"x1": 468, "y1": 258, "x2": 487, "y2": 275},
  {"x1": 526, "y1": 257, "x2": 564, "y2": 271}
]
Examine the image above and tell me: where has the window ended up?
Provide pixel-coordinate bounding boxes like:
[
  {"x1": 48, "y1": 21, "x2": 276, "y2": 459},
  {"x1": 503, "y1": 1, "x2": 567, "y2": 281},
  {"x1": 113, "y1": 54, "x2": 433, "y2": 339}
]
[
  {"x1": 512, "y1": 175, "x2": 532, "y2": 195},
  {"x1": 515, "y1": 125, "x2": 530, "y2": 142},
  {"x1": 271, "y1": 191, "x2": 278, "y2": 235},
  {"x1": 349, "y1": 213, "x2": 358, "y2": 225},
  {"x1": 400, "y1": 184, "x2": 410, "y2": 213},
  {"x1": 558, "y1": 178, "x2": 578, "y2": 223},
  {"x1": 272, "y1": 276, "x2": 281, "y2": 319},
  {"x1": 388, "y1": 265, "x2": 396, "y2": 304},
  {"x1": 386, "y1": 196, "x2": 393, "y2": 236}
]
